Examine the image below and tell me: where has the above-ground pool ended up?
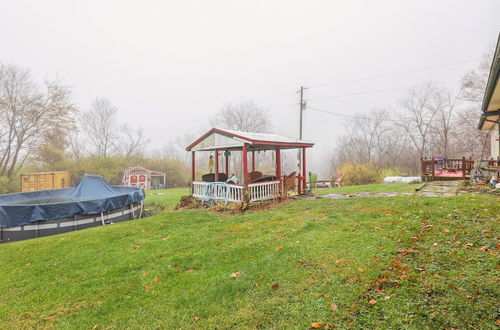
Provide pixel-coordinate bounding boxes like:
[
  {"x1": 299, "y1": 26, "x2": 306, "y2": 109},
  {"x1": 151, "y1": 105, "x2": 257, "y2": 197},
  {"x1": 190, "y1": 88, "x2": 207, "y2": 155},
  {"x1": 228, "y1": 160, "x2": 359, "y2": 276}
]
[{"x1": 0, "y1": 174, "x2": 145, "y2": 243}]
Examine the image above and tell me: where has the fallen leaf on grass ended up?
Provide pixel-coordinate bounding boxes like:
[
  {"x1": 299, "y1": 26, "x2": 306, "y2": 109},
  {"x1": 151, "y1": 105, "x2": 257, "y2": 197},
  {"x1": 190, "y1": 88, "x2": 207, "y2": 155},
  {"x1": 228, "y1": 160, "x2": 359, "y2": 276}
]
[
  {"x1": 464, "y1": 243, "x2": 473, "y2": 248},
  {"x1": 429, "y1": 312, "x2": 436, "y2": 317},
  {"x1": 194, "y1": 317, "x2": 200, "y2": 321},
  {"x1": 230, "y1": 270, "x2": 242, "y2": 278},
  {"x1": 272, "y1": 283, "x2": 280, "y2": 289},
  {"x1": 310, "y1": 322, "x2": 322, "y2": 328},
  {"x1": 432, "y1": 242, "x2": 438, "y2": 246},
  {"x1": 357, "y1": 268, "x2": 366, "y2": 273},
  {"x1": 330, "y1": 304, "x2": 338, "y2": 310},
  {"x1": 160, "y1": 237, "x2": 167, "y2": 241},
  {"x1": 154, "y1": 276, "x2": 159, "y2": 282},
  {"x1": 480, "y1": 229, "x2": 493, "y2": 233},
  {"x1": 143, "y1": 272, "x2": 148, "y2": 277},
  {"x1": 51, "y1": 263, "x2": 58, "y2": 267},
  {"x1": 275, "y1": 246, "x2": 283, "y2": 251},
  {"x1": 133, "y1": 245, "x2": 141, "y2": 249},
  {"x1": 368, "y1": 299, "x2": 377, "y2": 305},
  {"x1": 433, "y1": 274, "x2": 440, "y2": 278},
  {"x1": 384, "y1": 295, "x2": 391, "y2": 300},
  {"x1": 297, "y1": 259, "x2": 306, "y2": 264},
  {"x1": 378, "y1": 278, "x2": 389, "y2": 284},
  {"x1": 145, "y1": 285, "x2": 151, "y2": 291}
]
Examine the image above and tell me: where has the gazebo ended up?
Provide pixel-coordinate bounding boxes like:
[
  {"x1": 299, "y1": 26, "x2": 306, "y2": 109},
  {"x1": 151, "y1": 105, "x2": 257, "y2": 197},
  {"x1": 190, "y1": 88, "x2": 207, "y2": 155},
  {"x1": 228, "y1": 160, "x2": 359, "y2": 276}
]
[{"x1": 186, "y1": 128, "x2": 314, "y2": 203}]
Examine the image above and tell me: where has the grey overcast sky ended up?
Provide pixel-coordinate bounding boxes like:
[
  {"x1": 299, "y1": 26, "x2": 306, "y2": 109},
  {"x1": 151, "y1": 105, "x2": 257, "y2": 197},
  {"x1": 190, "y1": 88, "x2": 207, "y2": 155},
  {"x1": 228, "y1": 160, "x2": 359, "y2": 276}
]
[{"x1": 1, "y1": 0, "x2": 499, "y2": 177}]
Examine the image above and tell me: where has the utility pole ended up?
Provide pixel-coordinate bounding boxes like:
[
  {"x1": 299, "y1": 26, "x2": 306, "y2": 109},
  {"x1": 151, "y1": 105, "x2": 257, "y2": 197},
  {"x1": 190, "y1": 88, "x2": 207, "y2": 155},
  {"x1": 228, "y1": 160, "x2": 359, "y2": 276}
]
[
  {"x1": 298, "y1": 86, "x2": 306, "y2": 193},
  {"x1": 299, "y1": 86, "x2": 305, "y2": 140}
]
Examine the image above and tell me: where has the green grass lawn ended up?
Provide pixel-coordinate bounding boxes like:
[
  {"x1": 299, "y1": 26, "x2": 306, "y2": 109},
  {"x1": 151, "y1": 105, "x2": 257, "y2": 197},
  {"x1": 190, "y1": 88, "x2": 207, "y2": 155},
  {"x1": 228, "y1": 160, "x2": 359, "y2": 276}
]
[
  {"x1": 0, "y1": 186, "x2": 498, "y2": 328},
  {"x1": 316, "y1": 182, "x2": 420, "y2": 195}
]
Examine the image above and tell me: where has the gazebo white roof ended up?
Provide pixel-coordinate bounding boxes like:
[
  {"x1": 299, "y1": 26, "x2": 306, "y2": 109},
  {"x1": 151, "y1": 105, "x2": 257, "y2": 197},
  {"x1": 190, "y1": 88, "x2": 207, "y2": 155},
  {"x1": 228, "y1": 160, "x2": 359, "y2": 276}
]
[{"x1": 186, "y1": 128, "x2": 314, "y2": 151}]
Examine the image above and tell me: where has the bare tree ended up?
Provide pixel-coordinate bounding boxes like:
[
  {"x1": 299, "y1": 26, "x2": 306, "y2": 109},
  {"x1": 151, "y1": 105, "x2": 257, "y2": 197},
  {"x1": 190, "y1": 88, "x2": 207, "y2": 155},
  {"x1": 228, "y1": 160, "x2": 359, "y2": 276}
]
[
  {"x1": 398, "y1": 84, "x2": 440, "y2": 160},
  {"x1": 429, "y1": 87, "x2": 460, "y2": 157},
  {"x1": 120, "y1": 123, "x2": 148, "y2": 158},
  {"x1": 67, "y1": 127, "x2": 87, "y2": 165},
  {"x1": 209, "y1": 100, "x2": 272, "y2": 177},
  {"x1": 0, "y1": 63, "x2": 76, "y2": 178},
  {"x1": 82, "y1": 98, "x2": 119, "y2": 157},
  {"x1": 453, "y1": 51, "x2": 493, "y2": 157},
  {"x1": 211, "y1": 100, "x2": 272, "y2": 132}
]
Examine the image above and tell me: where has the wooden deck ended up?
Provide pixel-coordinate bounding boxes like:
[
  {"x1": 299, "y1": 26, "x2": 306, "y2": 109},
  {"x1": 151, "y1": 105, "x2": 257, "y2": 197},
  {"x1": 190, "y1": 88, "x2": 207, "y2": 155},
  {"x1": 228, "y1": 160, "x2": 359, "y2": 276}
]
[{"x1": 421, "y1": 158, "x2": 498, "y2": 181}]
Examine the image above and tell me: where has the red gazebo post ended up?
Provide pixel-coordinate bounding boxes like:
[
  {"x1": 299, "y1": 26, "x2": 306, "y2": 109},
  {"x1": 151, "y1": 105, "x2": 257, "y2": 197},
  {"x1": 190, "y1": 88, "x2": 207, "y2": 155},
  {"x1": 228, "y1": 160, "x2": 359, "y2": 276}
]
[
  {"x1": 252, "y1": 150, "x2": 256, "y2": 172},
  {"x1": 191, "y1": 151, "x2": 196, "y2": 193},
  {"x1": 215, "y1": 149, "x2": 219, "y2": 181},
  {"x1": 276, "y1": 147, "x2": 282, "y2": 189},
  {"x1": 224, "y1": 150, "x2": 229, "y2": 178},
  {"x1": 242, "y1": 144, "x2": 249, "y2": 187},
  {"x1": 302, "y1": 147, "x2": 307, "y2": 190}
]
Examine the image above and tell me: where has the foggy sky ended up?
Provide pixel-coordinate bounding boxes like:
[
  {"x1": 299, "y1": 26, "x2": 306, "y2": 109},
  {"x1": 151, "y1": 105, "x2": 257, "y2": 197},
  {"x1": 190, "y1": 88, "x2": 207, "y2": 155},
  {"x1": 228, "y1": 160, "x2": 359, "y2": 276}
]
[{"x1": 1, "y1": 0, "x2": 499, "y2": 178}]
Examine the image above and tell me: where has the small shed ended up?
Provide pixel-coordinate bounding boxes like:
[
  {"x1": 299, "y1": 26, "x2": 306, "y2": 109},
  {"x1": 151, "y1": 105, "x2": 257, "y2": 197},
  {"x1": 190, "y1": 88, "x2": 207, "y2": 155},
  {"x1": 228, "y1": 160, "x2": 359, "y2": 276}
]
[
  {"x1": 186, "y1": 128, "x2": 314, "y2": 203},
  {"x1": 121, "y1": 166, "x2": 166, "y2": 190},
  {"x1": 20, "y1": 171, "x2": 70, "y2": 192}
]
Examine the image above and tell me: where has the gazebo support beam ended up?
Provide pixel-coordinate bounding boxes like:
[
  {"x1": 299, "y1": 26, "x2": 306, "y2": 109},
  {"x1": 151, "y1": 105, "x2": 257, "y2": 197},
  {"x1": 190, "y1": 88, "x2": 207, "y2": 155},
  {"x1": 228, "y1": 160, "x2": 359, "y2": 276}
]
[
  {"x1": 215, "y1": 149, "x2": 219, "y2": 182},
  {"x1": 276, "y1": 147, "x2": 281, "y2": 186},
  {"x1": 302, "y1": 147, "x2": 307, "y2": 191},
  {"x1": 191, "y1": 151, "x2": 195, "y2": 193},
  {"x1": 225, "y1": 151, "x2": 229, "y2": 176},
  {"x1": 242, "y1": 144, "x2": 249, "y2": 187},
  {"x1": 252, "y1": 151, "x2": 255, "y2": 172}
]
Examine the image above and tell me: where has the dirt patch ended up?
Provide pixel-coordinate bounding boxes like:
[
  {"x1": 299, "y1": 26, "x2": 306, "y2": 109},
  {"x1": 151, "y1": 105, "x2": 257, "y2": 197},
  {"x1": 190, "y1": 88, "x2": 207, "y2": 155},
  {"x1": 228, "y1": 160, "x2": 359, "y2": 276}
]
[
  {"x1": 174, "y1": 196, "x2": 288, "y2": 214},
  {"x1": 174, "y1": 195, "x2": 202, "y2": 210}
]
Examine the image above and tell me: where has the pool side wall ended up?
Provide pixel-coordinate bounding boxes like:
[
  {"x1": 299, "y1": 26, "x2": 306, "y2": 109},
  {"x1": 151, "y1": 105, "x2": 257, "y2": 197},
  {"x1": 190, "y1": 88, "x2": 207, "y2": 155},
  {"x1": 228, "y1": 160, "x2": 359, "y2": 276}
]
[{"x1": 0, "y1": 202, "x2": 142, "y2": 243}]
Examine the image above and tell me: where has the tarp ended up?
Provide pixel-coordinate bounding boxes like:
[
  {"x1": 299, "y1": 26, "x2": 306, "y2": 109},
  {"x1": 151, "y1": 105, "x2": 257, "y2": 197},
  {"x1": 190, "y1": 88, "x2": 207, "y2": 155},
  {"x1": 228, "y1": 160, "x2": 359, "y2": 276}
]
[{"x1": 0, "y1": 174, "x2": 145, "y2": 228}]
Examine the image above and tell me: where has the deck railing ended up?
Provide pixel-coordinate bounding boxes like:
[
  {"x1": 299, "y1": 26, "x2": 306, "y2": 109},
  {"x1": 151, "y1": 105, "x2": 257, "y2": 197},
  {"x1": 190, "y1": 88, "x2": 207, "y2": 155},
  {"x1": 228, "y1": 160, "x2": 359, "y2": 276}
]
[
  {"x1": 420, "y1": 158, "x2": 498, "y2": 180},
  {"x1": 192, "y1": 180, "x2": 281, "y2": 203}
]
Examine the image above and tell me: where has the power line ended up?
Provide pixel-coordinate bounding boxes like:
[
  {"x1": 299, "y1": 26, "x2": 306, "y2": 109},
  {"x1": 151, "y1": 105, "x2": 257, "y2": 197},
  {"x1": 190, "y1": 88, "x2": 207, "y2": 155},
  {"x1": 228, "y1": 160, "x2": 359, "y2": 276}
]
[
  {"x1": 308, "y1": 80, "x2": 461, "y2": 101},
  {"x1": 308, "y1": 106, "x2": 405, "y2": 123},
  {"x1": 308, "y1": 58, "x2": 478, "y2": 89},
  {"x1": 255, "y1": 91, "x2": 297, "y2": 104}
]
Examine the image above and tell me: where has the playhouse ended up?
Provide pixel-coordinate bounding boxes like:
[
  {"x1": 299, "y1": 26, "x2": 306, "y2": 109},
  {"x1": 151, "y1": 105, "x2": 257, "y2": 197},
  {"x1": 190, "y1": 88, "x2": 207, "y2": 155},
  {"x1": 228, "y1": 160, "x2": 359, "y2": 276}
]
[{"x1": 121, "y1": 166, "x2": 166, "y2": 190}]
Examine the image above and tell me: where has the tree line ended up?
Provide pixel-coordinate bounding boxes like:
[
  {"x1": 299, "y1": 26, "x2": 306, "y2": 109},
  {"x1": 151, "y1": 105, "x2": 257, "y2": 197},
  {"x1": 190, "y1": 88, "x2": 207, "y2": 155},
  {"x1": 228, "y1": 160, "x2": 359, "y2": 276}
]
[
  {"x1": 329, "y1": 53, "x2": 492, "y2": 183},
  {"x1": 0, "y1": 52, "x2": 492, "y2": 192}
]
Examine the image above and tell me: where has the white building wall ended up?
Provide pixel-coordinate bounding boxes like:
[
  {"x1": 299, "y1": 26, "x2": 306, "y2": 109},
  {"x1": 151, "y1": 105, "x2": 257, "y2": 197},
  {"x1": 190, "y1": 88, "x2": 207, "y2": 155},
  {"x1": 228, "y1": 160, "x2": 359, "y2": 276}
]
[{"x1": 491, "y1": 123, "x2": 499, "y2": 159}]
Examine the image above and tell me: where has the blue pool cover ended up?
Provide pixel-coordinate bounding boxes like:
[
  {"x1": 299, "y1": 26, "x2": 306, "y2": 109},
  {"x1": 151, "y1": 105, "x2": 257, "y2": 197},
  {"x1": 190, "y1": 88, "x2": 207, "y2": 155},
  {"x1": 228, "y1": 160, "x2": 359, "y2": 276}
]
[{"x1": 0, "y1": 174, "x2": 145, "y2": 228}]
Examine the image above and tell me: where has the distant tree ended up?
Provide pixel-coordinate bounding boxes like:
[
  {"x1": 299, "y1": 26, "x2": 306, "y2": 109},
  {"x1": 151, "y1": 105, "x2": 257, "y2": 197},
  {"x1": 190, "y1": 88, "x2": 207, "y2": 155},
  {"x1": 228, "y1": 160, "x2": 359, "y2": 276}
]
[
  {"x1": 0, "y1": 63, "x2": 76, "y2": 179},
  {"x1": 211, "y1": 100, "x2": 271, "y2": 132},
  {"x1": 398, "y1": 84, "x2": 440, "y2": 160},
  {"x1": 454, "y1": 52, "x2": 493, "y2": 158},
  {"x1": 67, "y1": 127, "x2": 87, "y2": 165},
  {"x1": 120, "y1": 123, "x2": 148, "y2": 158},
  {"x1": 82, "y1": 98, "x2": 119, "y2": 157},
  {"x1": 428, "y1": 87, "x2": 460, "y2": 157}
]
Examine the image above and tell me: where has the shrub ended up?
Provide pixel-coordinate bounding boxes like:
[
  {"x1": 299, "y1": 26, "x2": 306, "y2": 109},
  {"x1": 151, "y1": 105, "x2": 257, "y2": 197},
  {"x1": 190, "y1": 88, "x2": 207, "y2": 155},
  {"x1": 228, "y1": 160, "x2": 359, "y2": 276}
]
[
  {"x1": 0, "y1": 176, "x2": 18, "y2": 194},
  {"x1": 337, "y1": 163, "x2": 379, "y2": 186}
]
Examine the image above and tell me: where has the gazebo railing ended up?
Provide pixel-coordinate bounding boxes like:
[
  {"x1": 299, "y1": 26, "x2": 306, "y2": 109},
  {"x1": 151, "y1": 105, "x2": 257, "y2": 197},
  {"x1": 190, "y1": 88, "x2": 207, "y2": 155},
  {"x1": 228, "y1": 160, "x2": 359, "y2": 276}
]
[
  {"x1": 249, "y1": 181, "x2": 280, "y2": 202},
  {"x1": 192, "y1": 181, "x2": 280, "y2": 203},
  {"x1": 192, "y1": 181, "x2": 245, "y2": 203}
]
